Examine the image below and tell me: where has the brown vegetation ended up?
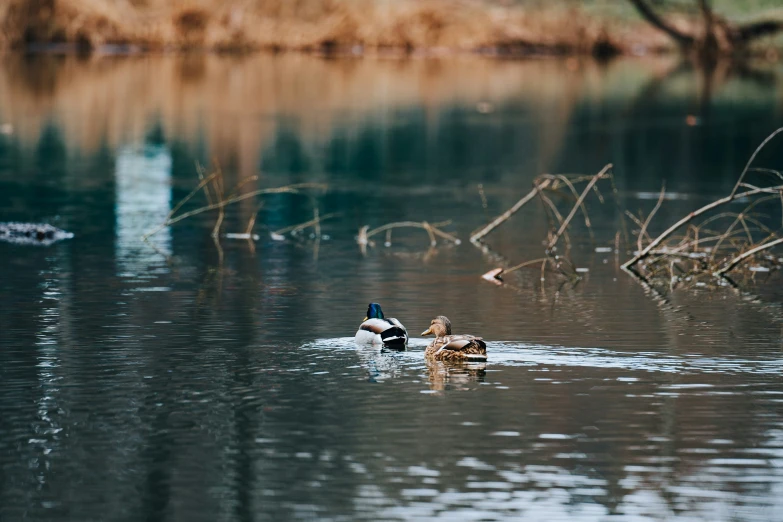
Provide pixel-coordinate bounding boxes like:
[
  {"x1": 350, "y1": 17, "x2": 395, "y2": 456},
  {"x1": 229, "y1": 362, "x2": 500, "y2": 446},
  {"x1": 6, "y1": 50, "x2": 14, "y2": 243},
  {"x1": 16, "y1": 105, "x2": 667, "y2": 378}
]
[{"x1": 0, "y1": 0, "x2": 668, "y2": 55}]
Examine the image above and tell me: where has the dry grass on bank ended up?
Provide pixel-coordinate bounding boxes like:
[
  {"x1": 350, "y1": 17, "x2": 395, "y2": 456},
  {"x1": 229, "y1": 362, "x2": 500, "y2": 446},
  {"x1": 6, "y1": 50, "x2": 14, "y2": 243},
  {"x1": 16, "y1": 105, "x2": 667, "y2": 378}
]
[{"x1": 0, "y1": 0, "x2": 669, "y2": 55}]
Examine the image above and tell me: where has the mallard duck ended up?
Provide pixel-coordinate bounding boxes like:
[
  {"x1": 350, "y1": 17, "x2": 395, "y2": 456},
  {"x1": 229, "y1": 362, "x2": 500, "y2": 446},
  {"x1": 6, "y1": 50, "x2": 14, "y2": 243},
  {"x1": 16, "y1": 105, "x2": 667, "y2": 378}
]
[
  {"x1": 355, "y1": 303, "x2": 408, "y2": 347},
  {"x1": 421, "y1": 316, "x2": 487, "y2": 361}
]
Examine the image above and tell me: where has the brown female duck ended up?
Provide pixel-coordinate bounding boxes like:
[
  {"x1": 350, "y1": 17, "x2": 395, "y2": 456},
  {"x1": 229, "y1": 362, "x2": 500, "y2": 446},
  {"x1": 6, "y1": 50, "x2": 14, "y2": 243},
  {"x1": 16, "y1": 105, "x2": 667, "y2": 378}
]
[{"x1": 421, "y1": 316, "x2": 487, "y2": 362}]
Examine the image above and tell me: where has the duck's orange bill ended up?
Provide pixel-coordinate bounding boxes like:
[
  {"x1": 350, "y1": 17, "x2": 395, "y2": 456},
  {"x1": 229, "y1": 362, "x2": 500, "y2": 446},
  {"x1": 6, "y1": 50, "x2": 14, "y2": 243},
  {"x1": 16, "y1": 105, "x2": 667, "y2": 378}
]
[{"x1": 421, "y1": 327, "x2": 433, "y2": 336}]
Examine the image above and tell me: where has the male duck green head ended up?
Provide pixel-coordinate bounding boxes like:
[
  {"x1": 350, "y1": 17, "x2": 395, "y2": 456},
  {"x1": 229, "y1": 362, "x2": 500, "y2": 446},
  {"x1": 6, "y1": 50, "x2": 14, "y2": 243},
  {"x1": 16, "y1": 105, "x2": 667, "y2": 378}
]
[
  {"x1": 364, "y1": 302, "x2": 384, "y2": 321},
  {"x1": 356, "y1": 302, "x2": 408, "y2": 347}
]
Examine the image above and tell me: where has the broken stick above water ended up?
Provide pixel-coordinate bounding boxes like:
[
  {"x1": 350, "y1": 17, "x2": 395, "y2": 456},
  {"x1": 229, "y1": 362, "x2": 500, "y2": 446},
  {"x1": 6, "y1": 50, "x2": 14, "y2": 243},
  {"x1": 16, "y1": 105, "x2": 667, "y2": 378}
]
[
  {"x1": 546, "y1": 164, "x2": 613, "y2": 251},
  {"x1": 470, "y1": 179, "x2": 552, "y2": 243}
]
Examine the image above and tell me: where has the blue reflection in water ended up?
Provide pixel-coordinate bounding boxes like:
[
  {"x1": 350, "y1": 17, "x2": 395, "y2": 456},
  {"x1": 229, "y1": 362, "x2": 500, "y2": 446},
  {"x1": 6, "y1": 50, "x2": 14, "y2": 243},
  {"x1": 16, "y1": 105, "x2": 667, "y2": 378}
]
[
  {"x1": 115, "y1": 144, "x2": 172, "y2": 278},
  {"x1": 32, "y1": 263, "x2": 65, "y2": 509}
]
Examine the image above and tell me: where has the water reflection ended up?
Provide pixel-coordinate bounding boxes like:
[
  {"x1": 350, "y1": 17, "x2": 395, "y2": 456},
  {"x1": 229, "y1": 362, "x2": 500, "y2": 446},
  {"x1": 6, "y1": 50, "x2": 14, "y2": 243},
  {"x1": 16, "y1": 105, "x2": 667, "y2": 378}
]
[
  {"x1": 31, "y1": 264, "x2": 65, "y2": 510},
  {"x1": 0, "y1": 52, "x2": 782, "y2": 521},
  {"x1": 115, "y1": 144, "x2": 172, "y2": 275},
  {"x1": 355, "y1": 346, "x2": 406, "y2": 383},
  {"x1": 425, "y1": 359, "x2": 486, "y2": 392}
]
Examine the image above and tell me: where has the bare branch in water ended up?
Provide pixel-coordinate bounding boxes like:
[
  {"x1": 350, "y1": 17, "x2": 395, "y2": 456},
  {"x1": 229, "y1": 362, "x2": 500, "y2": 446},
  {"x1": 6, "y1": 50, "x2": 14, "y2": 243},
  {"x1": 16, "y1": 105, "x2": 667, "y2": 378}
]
[
  {"x1": 547, "y1": 164, "x2": 612, "y2": 251},
  {"x1": 245, "y1": 203, "x2": 264, "y2": 235},
  {"x1": 359, "y1": 220, "x2": 459, "y2": 253},
  {"x1": 358, "y1": 226, "x2": 369, "y2": 256},
  {"x1": 422, "y1": 221, "x2": 437, "y2": 247},
  {"x1": 211, "y1": 164, "x2": 225, "y2": 239},
  {"x1": 481, "y1": 257, "x2": 551, "y2": 284},
  {"x1": 537, "y1": 189, "x2": 571, "y2": 252},
  {"x1": 478, "y1": 130, "x2": 783, "y2": 298},
  {"x1": 470, "y1": 179, "x2": 552, "y2": 243},
  {"x1": 638, "y1": 181, "x2": 666, "y2": 254},
  {"x1": 622, "y1": 186, "x2": 781, "y2": 269},
  {"x1": 143, "y1": 166, "x2": 327, "y2": 240},
  {"x1": 716, "y1": 238, "x2": 783, "y2": 276},
  {"x1": 730, "y1": 127, "x2": 783, "y2": 199},
  {"x1": 541, "y1": 174, "x2": 595, "y2": 233},
  {"x1": 272, "y1": 213, "x2": 339, "y2": 237},
  {"x1": 475, "y1": 166, "x2": 612, "y2": 291}
]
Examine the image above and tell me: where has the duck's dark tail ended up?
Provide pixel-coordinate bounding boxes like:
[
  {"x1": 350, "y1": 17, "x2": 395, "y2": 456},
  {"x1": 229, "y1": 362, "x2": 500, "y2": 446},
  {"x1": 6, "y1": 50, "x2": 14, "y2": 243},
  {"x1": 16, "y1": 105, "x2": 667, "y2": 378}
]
[{"x1": 381, "y1": 327, "x2": 408, "y2": 347}]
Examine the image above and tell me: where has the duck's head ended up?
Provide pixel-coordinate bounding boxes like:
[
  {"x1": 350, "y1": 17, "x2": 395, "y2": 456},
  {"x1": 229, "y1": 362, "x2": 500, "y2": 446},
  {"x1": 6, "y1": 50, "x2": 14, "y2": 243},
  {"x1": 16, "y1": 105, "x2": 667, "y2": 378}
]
[
  {"x1": 421, "y1": 316, "x2": 452, "y2": 337},
  {"x1": 364, "y1": 303, "x2": 384, "y2": 321}
]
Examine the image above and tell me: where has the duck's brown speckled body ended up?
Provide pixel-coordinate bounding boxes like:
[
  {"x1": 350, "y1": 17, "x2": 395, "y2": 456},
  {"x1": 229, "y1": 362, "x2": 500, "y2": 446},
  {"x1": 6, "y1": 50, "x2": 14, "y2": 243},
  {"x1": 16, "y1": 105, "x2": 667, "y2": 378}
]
[{"x1": 421, "y1": 316, "x2": 487, "y2": 362}]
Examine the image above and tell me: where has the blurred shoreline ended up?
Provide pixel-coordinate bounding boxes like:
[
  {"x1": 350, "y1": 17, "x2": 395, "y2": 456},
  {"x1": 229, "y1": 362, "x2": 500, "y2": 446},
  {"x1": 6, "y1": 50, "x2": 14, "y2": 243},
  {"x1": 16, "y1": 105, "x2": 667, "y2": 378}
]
[{"x1": 0, "y1": 0, "x2": 677, "y2": 57}]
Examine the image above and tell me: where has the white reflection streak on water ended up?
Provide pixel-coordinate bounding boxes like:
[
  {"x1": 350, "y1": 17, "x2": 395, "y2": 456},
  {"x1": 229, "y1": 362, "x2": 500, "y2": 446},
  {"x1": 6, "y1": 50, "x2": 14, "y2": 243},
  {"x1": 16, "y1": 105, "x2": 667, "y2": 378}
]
[
  {"x1": 353, "y1": 459, "x2": 782, "y2": 521},
  {"x1": 33, "y1": 262, "x2": 65, "y2": 495},
  {"x1": 115, "y1": 145, "x2": 172, "y2": 277}
]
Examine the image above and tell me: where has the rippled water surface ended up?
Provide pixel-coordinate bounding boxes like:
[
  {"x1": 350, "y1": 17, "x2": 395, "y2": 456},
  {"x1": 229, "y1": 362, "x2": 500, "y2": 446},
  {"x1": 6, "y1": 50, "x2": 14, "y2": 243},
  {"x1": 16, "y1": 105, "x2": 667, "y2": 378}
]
[{"x1": 1, "y1": 54, "x2": 783, "y2": 521}]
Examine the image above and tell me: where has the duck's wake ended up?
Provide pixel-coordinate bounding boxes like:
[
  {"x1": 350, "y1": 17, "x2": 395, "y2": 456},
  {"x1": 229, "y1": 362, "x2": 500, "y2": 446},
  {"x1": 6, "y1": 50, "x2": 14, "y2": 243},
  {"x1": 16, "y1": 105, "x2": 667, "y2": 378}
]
[{"x1": 302, "y1": 338, "x2": 783, "y2": 376}]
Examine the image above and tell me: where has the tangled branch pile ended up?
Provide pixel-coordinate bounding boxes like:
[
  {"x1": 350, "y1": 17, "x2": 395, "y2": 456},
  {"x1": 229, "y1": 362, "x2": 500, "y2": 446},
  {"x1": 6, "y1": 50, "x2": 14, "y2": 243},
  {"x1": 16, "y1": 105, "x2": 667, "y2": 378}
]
[
  {"x1": 623, "y1": 129, "x2": 783, "y2": 289},
  {"x1": 472, "y1": 129, "x2": 783, "y2": 294}
]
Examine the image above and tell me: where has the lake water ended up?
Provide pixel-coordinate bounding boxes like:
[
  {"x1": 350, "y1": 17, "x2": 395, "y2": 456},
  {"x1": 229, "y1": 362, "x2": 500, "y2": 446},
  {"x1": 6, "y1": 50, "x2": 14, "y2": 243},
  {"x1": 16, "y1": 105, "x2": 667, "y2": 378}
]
[{"x1": 1, "y1": 53, "x2": 782, "y2": 521}]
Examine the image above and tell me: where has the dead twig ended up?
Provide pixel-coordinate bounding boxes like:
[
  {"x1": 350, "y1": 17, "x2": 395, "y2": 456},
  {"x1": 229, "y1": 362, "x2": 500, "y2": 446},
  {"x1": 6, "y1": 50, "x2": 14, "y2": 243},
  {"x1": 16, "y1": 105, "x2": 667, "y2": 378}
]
[
  {"x1": 481, "y1": 257, "x2": 551, "y2": 283},
  {"x1": 359, "y1": 220, "x2": 459, "y2": 253},
  {"x1": 715, "y1": 238, "x2": 783, "y2": 276},
  {"x1": 211, "y1": 164, "x2": 225, "y2": 238},
  {"x1": 547, "y1": 164, "x2": 612, "y2": 251},
  {"x1": 730, "y1": 127, "x2": 783, "y2": 199},
  {"x1": 470, "y1": 179, "x2": 552, "y2": 242},
  {"x1": 143, "y1": 182, "x2": 327, "y2": 240},
  {"x1": 272, "y1": 213, "x2": 339, "y2": 237},
  {"x1": 638, "y1": 181, "x2": 666, "y2": 254},
  {"x1": 622, "y1": 186, "x2": 781, "y2": 269},
  {"x1": 422, "y1": 221, "x2": 437, "y2": 247},
  {"x1": 245, "y1": 203, "x2": 264, "y2": 235},
  {"x1": 541, "y1": 174, "x2": 596, "y2": 235},
  {"x1": 537, "y1": 189, "x2": 571, "y2": 252}
]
